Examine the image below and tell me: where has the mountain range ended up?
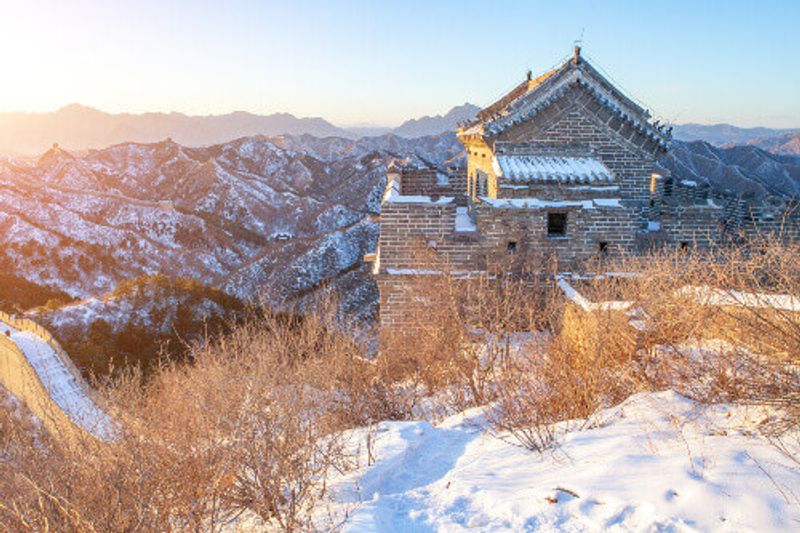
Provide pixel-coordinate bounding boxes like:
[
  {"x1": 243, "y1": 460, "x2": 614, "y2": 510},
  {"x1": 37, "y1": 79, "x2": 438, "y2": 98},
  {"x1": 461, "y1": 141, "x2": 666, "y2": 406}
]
[
  {"x1": 1, "y1": 97, "x2": 800, "y2": 362},
  {"x1": 660, "y1": 140, "x2": 800, "y2": 199},
  {"x1": 734, "y1": 131, "x2": 800, "y2": 156},
  {"x1": 0, "y1": 104, "x2": 481, "y2": 156},
  {"x1": 671, "y1": 123, "x2": 800, "y2": 149},
  {"x1": 0, "y1": 133, "x2": 464, "y2": 325},
  {"x1": 2, "y1": 103, "x2": 798, "y2": 157},
  {"x1": 390, "y1": 103, "x2": 480, "y2": 138},
  {"x1": 2, "y1": 131, "x2": 798, "y2": 307}
]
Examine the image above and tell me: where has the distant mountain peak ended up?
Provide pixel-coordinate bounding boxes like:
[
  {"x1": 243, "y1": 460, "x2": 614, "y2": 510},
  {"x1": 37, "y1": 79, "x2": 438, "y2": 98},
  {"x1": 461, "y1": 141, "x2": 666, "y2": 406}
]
[
  {"x1": 446, "y1": 102, "x2": 480, "y2": 115},
  {"x1": 740, "y1": 131, "x2": 800, "y2": 156},
  {"x1": 0, "y1": 106, "x2": 354, "y2": 155},
  {"x1": 391, "y1": 103, "x2": 480, "y2": 138},
  {"x1": 57, "y1": 103, "x2": 100, "y2": 114}
]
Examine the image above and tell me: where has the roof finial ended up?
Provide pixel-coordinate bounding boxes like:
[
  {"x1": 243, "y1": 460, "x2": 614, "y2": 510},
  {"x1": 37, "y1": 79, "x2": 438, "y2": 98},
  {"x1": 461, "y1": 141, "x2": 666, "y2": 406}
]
[
  {"x1": 573, "y1": 28, "x2": 584, "y2": 65},
  {"x1": 526, "y1": 69, "x2": 532, "y2": 82}
]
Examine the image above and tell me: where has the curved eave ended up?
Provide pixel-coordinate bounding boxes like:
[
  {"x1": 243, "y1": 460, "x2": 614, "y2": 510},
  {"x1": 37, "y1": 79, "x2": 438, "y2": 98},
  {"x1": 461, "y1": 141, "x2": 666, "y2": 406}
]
[
  {"x1": 483, "y1": 80, "x2": 670, "y2": 156},
  {"x1": 456, "y1": 125, "x2": 486, "y2": 144}
]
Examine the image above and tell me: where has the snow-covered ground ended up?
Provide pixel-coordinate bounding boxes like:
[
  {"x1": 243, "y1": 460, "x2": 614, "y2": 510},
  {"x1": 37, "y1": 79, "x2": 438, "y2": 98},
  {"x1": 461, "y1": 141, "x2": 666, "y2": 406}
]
[
  {"x1": 0, "y1": 320, "x2": 114, "y2": 441},
  {"x1": 327, "y1": 391, "x2": 800, "y2": 532}
]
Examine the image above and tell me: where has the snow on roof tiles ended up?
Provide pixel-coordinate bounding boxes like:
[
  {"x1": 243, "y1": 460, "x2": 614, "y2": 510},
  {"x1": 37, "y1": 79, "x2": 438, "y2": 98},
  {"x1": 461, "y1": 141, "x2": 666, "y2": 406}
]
[
  {"x1": 492, "y1": 154, "x2": 614, "y2": 184},
  {"x1": 479, "y1": 197, "x2": 622, "y2": 209}
]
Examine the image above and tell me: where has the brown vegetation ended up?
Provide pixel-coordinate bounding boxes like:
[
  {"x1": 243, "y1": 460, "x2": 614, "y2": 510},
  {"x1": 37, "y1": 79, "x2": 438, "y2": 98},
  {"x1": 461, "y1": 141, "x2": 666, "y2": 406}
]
[
  {"x1": 0, "y1": 301, "x2": 409, "y2": 532},
  {"x1": 1, "y1": 239, "x2": 798, "y2": 529},
  {"x1": 0, "y1": 252, "x2": 76, "y2": 313},
  {"x1": 43, "y1": 274, "x2": 252, "y2": 379},
  {"x1": 381, "y1": 238, "x2": 799, "y2": 451}
]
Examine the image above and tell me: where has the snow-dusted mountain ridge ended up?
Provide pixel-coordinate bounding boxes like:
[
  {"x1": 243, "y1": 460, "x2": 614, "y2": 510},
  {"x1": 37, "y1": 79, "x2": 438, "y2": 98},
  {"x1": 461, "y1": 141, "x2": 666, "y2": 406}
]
[
  {"x1": 0, "y1": 133, "x2": 463, "y2": 320},
  {"x1": 2, "y1": 130, "x2": 798, "y2": 328}
]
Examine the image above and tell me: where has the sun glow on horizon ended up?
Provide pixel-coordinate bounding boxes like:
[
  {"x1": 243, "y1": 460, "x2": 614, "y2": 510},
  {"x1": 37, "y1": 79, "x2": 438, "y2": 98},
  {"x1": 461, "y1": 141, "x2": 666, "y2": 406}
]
[{"x1": 0, "y1": 0, "x2": 799, "y2": 128}]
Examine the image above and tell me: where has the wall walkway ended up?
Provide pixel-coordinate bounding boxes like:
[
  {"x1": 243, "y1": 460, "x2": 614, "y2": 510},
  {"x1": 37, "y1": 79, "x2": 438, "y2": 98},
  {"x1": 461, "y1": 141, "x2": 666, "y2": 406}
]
[{"x1": 0, "y1": 311, "x2": 114, "y2": 443}]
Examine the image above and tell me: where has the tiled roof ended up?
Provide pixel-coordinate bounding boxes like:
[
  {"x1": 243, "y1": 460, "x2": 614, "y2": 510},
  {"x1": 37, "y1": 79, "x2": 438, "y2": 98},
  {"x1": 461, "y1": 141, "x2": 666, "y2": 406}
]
[
  {"x1": 458, "y1": 50, "x2": 671, "y2": 154},
  {"x1": 492, "y1": 154, "x2": 614, "y2": 184},
  {"x1": 475, "y1": 68, "x2": 558, "y2": 124}
]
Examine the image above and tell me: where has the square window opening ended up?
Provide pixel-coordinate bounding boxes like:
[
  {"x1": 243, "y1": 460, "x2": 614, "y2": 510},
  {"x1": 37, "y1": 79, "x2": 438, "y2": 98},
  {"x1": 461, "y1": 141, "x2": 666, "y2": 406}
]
[
  {"x1": 664, "y1": 178, "x2": 674, "y2": 197},
  {"x1": 547, "y1": 212, "x2": 567, "y2": 236},
  {"x1": 598, "y1": 241, "x2": 609, "y2": 255},
  {"x1": 506, "y1": 241, "x2": 517, "y2": 253}
]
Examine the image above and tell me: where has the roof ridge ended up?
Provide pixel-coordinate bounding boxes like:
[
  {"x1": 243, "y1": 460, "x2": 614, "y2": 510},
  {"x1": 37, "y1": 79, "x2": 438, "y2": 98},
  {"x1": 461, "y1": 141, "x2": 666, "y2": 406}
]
[{"x1": 458, "y1": 51, "x2": 672, "y2": 154}]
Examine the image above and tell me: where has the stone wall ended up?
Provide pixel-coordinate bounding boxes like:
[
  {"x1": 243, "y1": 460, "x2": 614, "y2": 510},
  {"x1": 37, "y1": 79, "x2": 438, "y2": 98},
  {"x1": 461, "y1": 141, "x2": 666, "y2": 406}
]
[
  {"x1": 376, "y1": 190, "x2": 638, "y2": 337},
  {"x1": 0, "y1": 311, "x2": 97, "y2": 446},
  {"x1": 376, "y1": 276, "x2": 424, "y2": 338},
  {"x1": 659, "y1": 204, "x2": 725, "y2": 248},
  {"x1": 377, "y1": 168, "x2": 800, "y2": 346},
  {"x1": 745, "y1": 203, "x2": 800, "y2": 241},
  {"x1": 378, "y1": 201, "x2": 635, "y2": 274},
  {"x1": 651, "y1": 178, "x2": 800, "y2": 246},
  {"x1": 397, "y1": 168, "x2": 461, "y2": 197},
  {"x1": 378, "y1": 200, "x2": 474, "y2": 272},
  {"x1": 497, "y1": 182, "x2": 621, "y2": 201},
  {"x1": 473, "y1": 203, "x2": 637, "y2": 268}
]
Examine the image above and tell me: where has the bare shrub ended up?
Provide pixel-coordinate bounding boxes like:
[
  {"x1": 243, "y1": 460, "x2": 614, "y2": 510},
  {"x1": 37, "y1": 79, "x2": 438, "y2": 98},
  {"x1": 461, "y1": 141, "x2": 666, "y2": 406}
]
[
  {"x1": 488, "y1": 299, "x2": 645, "y2": 453},
  {"x1": 489, "y1": 237, "x2": 800, "y2": 453},
  {"x1": 3, "y1": 236, "x2": 799, "y2": 526},
  {"x1": 380, "y1": 254, "x2": 559, "y2": 413},
  {"x1": 619, "y1": 241, "x2": 797, "y2": 413},
  {"x1": 0, "y1": 300, "x2": 386, "y2": 532},
  {"x1": 591, "y1": 238, "x2": 800, "y2": 433}
]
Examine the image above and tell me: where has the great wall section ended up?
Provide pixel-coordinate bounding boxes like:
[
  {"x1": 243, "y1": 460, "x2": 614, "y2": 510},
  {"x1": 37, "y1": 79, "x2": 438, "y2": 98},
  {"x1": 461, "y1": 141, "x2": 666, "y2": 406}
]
[{"x1": 0, "y1": 311, "x2": 113, "y2": 444}]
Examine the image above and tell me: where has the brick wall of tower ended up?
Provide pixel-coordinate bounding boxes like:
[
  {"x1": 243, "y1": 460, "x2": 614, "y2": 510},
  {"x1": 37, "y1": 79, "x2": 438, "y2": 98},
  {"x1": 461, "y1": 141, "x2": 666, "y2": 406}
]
[
  {"x1": 495, "y1": 85, "x2": 661, "y2": 207},
  {"x1": 659, "y1": 206, "x2": 726, "y2": 248},
  {"x1": 398, "y1": 169, "x2": 463, "y2": 197},
  {"x1": 377, "y1": 201, "x2": 480, "y2": 272},
  {"x1": 378, "y1": 202, "x2": 637, "y2": 273},
  {"x1": 472, "y1": 203, "x2": 637, "y2": 269},
  {"x1": 376, "y1": 276, "x2": 418, "y2": 335},
  {"x1": 377, "y1": 193, "x2": 800, "y2": 346},
  {"x1": 495, "y1": 182, "x2": 621, "y2": 201},
  {"x1": 376, "y1": 197, "x2": 638, "y2": 341}
]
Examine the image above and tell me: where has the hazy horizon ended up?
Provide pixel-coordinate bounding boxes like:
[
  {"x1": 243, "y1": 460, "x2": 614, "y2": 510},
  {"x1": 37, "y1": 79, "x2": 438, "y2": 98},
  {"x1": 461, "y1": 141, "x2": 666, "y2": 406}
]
[
  {"x1": 1, "y1": 1, "x2": 799, "y2": 128},
  {"x1": 2, "y1": 102, "x2": 799, "y2": 132}
]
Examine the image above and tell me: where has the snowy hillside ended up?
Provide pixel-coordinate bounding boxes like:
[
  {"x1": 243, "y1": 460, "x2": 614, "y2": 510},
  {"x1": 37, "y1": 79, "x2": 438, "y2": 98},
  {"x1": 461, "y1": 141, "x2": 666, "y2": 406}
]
[
  {"x1": 392, "y1": 103, "x2": 480, "y2": 138},
  {"x1": 31, "y1": 274, "x2": 243, "y2": 337},
  {"x1": 0, "y1": 133, "x2": 463, "y2": 319},
  {"x1": 325, "y1": 391, "x2": 800, "y2": 532}
]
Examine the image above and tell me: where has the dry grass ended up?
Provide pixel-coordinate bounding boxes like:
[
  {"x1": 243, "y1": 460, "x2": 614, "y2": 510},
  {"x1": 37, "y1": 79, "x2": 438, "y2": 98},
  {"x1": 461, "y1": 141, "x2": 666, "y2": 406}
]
[
  {"x1": 2, "y1": 239, "x2": 799, "y2": 526},
  {"x1": 380, "y1": 238, "x2": 800, "y2": 452},
  {"x1": 0, "y1": 302, "x2": 405, "y2": 532},
  {"x1": 379, "y1": 251, "x2": 561, "y2": 412}
]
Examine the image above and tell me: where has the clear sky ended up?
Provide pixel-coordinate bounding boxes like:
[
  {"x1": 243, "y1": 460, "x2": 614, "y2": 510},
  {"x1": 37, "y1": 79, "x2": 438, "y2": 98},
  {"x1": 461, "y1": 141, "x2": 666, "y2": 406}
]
[{"x1": 0, "y1": 0, "x2": 797, "y2": 127}]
